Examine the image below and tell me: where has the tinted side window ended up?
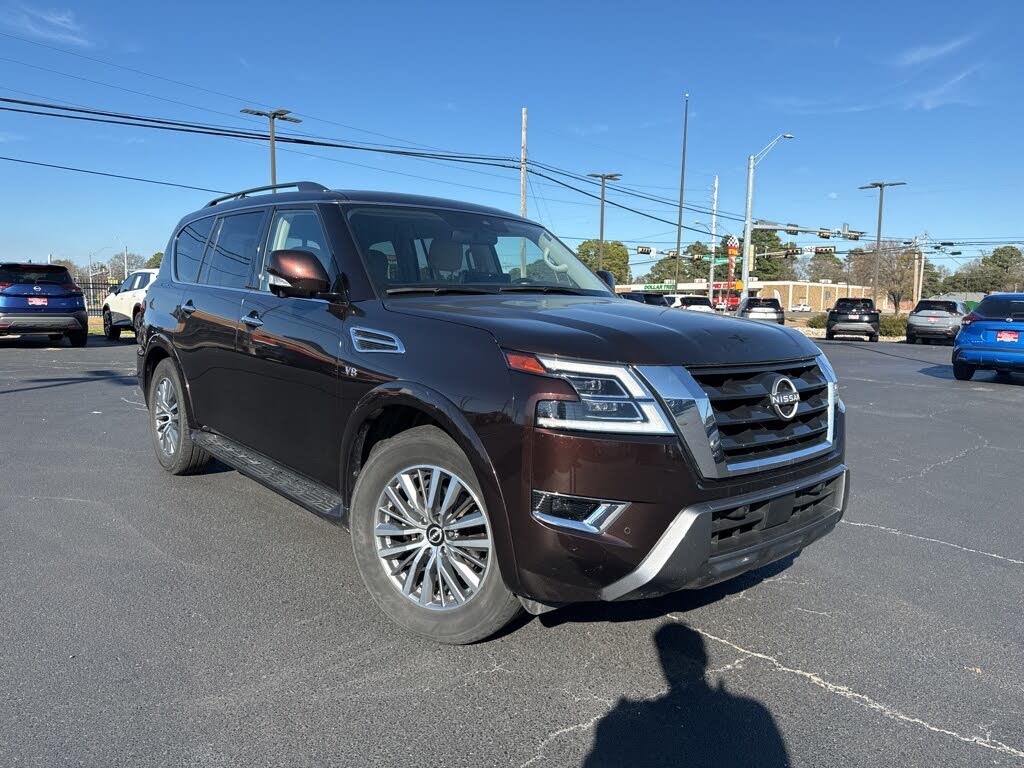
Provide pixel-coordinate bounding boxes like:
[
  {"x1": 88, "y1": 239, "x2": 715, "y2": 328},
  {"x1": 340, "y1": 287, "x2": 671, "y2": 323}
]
[
  {"x1": 175, "y1": 218, "x2": 215, "y2": 283},
  {"x1": 136, "y1": 273, "x2": 152, "y2": 290},
  {"x1": 202, "y1": 212, "x2": 265, "y2": 289}
]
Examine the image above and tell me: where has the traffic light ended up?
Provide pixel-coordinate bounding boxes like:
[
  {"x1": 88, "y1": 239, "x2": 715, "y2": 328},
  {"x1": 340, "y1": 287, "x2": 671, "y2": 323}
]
[
  {"x1": 814, "y1": 246, "x2": 836, "y2": 255},
  {"x1": 817, "y1": 229, "x2": 832, "y2": 239},
  {"x1": 636, "y1": 246, "x2": 654, "y2": 255},
  {"x1": 784, "y1": 248, "x2": 802, "y2": 256},
  {"x1": 842, "y1": 232, "x2": 861, "y2": 241},
  {"x1": 666, "y1": 250, "x2": 678, "y2": 258},
  {"x1": 785, "y1": 224, "x2": 800, "y2": 235}
]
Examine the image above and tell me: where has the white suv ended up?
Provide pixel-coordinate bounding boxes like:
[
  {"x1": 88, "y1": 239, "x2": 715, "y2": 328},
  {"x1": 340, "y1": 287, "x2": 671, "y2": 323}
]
[{"x1": 102, "y1": 268, "x2": 158, "y2": 341}]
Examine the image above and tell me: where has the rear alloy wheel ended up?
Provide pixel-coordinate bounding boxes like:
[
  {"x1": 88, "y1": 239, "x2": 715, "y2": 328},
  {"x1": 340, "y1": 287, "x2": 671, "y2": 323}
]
[
  {"x1": 103, "y1": 310, "x2": 121, "y2": 341},
  {"x1": 351, "y1": 425, "x2": 521, "y2": 644},
  {"x1": 148, "y1": 359, "x2": 210, "y2": 474},
  {"x1": 953, "y1": 360, "x2": 976, "y2": 381}
]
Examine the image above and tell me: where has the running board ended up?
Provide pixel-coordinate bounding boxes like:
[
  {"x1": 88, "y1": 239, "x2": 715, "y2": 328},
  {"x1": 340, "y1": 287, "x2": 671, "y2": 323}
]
[{"x1": 191, "y1": 431, "x2": 348, "y2": 527}]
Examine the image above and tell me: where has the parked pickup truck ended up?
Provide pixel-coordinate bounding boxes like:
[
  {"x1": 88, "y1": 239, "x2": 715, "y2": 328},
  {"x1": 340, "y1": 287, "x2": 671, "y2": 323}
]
[{"x1": 826, "y1": 298, "x2": 880, "y2": 342}]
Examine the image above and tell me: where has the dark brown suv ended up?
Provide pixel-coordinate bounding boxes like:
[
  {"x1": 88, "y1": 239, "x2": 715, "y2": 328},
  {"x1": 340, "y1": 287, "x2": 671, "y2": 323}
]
[{"x1": 138, "y1": 182, "x2": 848, "y2": 644}]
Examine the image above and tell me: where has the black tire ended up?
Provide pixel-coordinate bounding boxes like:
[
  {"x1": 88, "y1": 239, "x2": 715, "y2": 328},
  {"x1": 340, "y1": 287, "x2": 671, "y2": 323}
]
[
  {"x1": 825, "y1": 332, "x2": 835, "y2": 341},
  {"x1": 68, "y1": 329, "x2": 88, "y2": 347},
  {"x1": 953, "y1": 361, "x2": 976, "y2": 381},
  {"x1": 133, "y1": 310, "x2": 144, "y2": 344},
  {"x1": 148, "y1": 358, "x2": 210, "y2": 475},
  {"x1": 350, "y1": 425, "x2": 522, "y2": 645},
  {"x1": 103, "y1": 309, "x2": 121, "y2": 341},
  {"x1": 48, "y1": 334, "x2": 63, "y2": 343},
  {"x1": 869, "y1": 335, "x2": 879, "y2": 343},
  {"x1": 905, "y1": 334, "x2": 915, "y2": 344}
]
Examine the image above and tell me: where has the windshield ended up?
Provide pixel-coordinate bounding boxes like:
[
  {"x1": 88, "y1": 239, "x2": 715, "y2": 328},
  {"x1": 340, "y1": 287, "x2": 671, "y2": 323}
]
[
  {"x1": 746, "y1": 298, "x2": 781, "y2": 310},
  {"x1": 345, "y1": 206, "x2": 612, "y2": 296},
  {"x1": 679, "y1": 297, "x2": 712, "y2": 307},
  {"x1": 914, "y1": 300, "x2": 957, "y2": 313},
  {"x1": 836, "y1": 298, "x2": 873, "y2": 310},
  {"x1": 0, "y1": 265, "x2": 73, "y2": 285},
  {"x1": 975, "y1": 296, "x2": 1024, "y2": 319}
]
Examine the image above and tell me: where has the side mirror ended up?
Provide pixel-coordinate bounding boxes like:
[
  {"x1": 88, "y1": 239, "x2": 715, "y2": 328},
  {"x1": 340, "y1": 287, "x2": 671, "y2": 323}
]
[
  {"x1": 267, "y1": 249, "x2": 330, "y2": 298},
  {"x1": 109, "y1": 286, "x2": 120, "y2": 295},
  {"x1": 596, "y1": 270, "x2": 616, "y2": 290}
]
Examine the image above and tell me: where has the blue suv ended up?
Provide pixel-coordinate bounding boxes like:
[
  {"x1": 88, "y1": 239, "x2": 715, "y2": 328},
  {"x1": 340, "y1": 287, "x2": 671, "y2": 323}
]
[
  {"x1": 0, "y1": 263, "x2": 89, "y2": 346},
  {"x1": 953, "y1": 293, "x2": 1024, "y2": 381}
]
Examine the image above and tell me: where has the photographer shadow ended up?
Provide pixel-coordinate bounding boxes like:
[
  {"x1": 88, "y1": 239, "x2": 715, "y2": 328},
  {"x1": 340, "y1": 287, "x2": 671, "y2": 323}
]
[{"x1": 584, "y1": 622, "x2": 790, "y2": 768}]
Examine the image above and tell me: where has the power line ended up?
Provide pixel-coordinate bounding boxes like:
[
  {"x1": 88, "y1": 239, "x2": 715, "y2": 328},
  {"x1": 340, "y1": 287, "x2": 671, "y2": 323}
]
[{"x1": 0, "y1": 154, "x2": 227, "y2": 193}]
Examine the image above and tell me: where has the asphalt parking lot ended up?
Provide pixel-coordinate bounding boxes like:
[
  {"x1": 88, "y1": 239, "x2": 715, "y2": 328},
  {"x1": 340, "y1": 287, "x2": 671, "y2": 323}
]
[{"x1": 2, "y1": 335, "x2": 1023, "y2": 767}]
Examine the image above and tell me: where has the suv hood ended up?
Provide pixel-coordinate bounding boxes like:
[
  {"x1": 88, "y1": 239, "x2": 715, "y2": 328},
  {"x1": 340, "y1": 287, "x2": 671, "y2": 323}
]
[{"x1": 385, "y1": 294, "x2": 819, "y2": 366}]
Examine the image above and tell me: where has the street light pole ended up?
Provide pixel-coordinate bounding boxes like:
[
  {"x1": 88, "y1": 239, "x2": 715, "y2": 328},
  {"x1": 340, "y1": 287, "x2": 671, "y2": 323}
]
[
  {"x1": 740, "y1": 133, "x2": 793, "y2": 300},
  {"x1": 241, "y1": 108, "x2": 303, "y2": 185},
  {"x1": 858, "y1": 181, "x2": 907, "y2": 306},
  {"x1": 673, "y1": 94, "x2": 690, "y2": 290},
  {"x1": 587, "y1": 172, "x2": 621, "y2": 272},
  {"x1": 708, "y1": 174, "x2": 718, "y2": 301}
]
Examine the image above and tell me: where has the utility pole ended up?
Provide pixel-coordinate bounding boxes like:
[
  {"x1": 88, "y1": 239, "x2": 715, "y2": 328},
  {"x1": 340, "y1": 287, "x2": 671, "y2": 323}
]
[
  {"x1": 707, "y1": 174, "x2": 718, "y2": 302},
  {"x1": 673, "y1": 94, "x2": 690, "y2": 290},
  {"x1": 241, "y1": 108, "x2": 303, "y2": 185},
  {"x1": 123, "y1": 244, "x2": 129, "y2": 281},
  {"x1": 588, "y1": 172, "x2": 621, "y2": 272},
  {"x1": 519, "y1": 107, "x2": 528, "y2": 275},
  {"x1": 858, "y1": 181, "x2": 906, "y2": 307},
  {"x1": 740, "y1": 133, "x2": 794, "y2": 300}
]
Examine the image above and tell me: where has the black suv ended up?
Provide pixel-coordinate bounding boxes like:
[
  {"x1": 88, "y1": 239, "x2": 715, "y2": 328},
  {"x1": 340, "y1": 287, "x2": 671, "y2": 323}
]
[
  {"x1": 139, "y1": 182, "x2": 849, "y2": 644},
  {"x1": 826, "y1": 298, "x2": 880, "y2": 342}
]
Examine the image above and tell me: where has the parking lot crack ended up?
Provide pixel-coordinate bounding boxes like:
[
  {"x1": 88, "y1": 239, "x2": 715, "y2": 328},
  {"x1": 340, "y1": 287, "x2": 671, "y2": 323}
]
[
  {"x1": 840, "y1": 520, "x2": 1024, "y2": 566},
  {"x1": 682, "y1": 622, "x2": 1024, "y2": 761}
]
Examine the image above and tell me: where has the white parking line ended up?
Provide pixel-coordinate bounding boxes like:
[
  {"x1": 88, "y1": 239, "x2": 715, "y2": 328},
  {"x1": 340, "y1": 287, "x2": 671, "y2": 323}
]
[{"x1": 840, "y1": 520, "x2": 1024, "y2": 566}]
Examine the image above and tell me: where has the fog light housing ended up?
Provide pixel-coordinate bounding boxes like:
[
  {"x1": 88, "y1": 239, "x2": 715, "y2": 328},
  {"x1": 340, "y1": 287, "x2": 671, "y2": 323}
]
[{"x1": 531, "y1": 491, "x2": 629, "y2": 534}]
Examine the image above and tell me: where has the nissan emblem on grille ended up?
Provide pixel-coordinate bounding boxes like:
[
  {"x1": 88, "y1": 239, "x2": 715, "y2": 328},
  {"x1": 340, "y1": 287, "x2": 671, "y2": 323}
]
[{"x1": 769, "y1": 376, "x2": 801, "y2": 420}]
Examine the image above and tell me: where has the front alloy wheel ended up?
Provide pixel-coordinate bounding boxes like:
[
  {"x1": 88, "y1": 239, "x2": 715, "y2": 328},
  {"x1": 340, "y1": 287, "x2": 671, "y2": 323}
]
[{"x1": 374, "y1": 465, "x2": 492, "y2": 610}]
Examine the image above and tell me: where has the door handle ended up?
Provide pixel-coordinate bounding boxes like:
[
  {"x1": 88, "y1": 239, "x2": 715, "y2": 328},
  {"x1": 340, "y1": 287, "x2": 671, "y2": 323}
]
[
  {"x1": 241, "y1": 312, "x2": 264, "y2": 329},
  {"x1": 180, "y1": 300, "x2": 196, "y2": 316}
]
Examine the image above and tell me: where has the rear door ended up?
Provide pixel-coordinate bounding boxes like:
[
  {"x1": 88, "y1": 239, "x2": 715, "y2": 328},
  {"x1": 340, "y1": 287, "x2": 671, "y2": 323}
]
[
  {"x1": 236, "y1": 206, "x2": 345, "y2": 486},
  {"x1": 173, "y1": 211, "x2": 267, "y2": 434}
]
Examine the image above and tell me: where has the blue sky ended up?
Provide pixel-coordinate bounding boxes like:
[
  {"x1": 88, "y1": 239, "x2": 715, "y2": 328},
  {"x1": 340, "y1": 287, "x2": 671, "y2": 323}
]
[{"x1": 0, "y1": 0, "x2": 1019, "y2": 276}]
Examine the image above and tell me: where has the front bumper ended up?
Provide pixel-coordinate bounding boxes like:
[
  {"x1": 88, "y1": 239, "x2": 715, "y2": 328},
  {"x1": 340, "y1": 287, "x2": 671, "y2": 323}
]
[
  {"x1": 828, "y1": 321, "x2": 878, "y2": 336},
  {"x1": 600, "y1": 465, "x2": 848, "y2": 601},
  {"x1": 0, "y1": 311, "x2": 88, "y2": 334}
]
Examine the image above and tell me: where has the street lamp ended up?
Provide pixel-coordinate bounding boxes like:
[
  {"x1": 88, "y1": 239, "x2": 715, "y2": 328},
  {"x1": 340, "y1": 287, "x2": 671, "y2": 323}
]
[
  {"x1": 692, "y1": 220, "x2": 720, "y2": 301},
  {"x1": 587, "y1": 172, "x2": 621, "y2": 272},
  {"x1": 858, "y1": 181, "x2": 907, "y2": 306},
  {"x1": 740, "y1": 133, "x2": 794, "y2": 300},
  {"x1": 241, "y1": 108, "x2": 303, "y2": 186}
]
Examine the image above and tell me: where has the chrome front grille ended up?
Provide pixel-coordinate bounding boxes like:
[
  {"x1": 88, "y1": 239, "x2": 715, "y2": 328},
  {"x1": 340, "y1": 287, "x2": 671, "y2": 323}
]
[
  {"x1": 688, "y1": 358, "x2": 830, "y2": 466},
  {"x1": 637, "y1": 355, "x2": 837, "y2": 480}
]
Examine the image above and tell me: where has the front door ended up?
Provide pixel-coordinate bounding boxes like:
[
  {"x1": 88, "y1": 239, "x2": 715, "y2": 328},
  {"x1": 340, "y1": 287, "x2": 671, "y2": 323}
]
[{"x1": 235, "y1": 207, "x2": 345, "y2": 487}]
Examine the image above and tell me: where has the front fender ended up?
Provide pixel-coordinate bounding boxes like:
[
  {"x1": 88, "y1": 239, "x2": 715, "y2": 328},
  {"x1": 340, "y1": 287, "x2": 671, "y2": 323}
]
[{"x1": 340, "y1": 380, "x2": 521, "y2": 595}]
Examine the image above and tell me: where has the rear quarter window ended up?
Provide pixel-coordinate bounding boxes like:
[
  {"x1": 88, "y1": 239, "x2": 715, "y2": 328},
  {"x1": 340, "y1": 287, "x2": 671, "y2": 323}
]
[
  {"x1": 976, "y1": 296, "x2": 1024, "y2": 319},
  {"x1": 175, "y1": 217, "x2": 215, "y2": 283}
]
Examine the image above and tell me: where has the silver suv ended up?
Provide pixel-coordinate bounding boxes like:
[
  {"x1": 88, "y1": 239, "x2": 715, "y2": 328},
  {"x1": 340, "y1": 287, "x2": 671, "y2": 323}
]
[
  {"x1": 736, "y1": 296, "x2": 785, "y2": 325},
  {"x1": 907, "y1": 300, "x2": 969, "y2": 345}
]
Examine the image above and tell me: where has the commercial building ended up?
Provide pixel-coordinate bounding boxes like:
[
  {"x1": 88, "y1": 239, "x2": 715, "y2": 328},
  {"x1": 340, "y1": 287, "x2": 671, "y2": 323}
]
[{"x1": 618, "y1": 279, "x2": 874, "y2": 311}]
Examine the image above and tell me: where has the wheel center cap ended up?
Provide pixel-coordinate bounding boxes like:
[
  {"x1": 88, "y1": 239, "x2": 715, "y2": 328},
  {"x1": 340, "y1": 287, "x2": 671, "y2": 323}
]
[{"x1": 426, "y1": 525, "x2": 444, "y2": 546}]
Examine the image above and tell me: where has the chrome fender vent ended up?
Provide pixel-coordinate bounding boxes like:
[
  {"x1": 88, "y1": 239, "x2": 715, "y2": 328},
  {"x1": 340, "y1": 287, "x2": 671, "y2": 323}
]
[{"x1": 350, "y1": 327, "x2": 405, "y2": 354}]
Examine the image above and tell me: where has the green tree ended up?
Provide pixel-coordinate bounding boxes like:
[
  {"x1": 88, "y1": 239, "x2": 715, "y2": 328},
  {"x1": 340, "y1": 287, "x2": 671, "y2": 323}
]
[
  {"x1": 920, "y1": 258, "x2": 946, "y2": 298},
  {"x1": 146, "y1": 252, "x2": 164, "y2": 268},
  {"x1": 576, "y1": 239, "x2": 630, "y2": 285},
  {"x1": 806, "y1": 251, "x2": 845, "y2": 282}
]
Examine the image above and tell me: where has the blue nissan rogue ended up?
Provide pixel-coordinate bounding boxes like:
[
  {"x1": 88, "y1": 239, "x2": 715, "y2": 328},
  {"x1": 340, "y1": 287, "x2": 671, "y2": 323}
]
[
  {"x1": 0, "y1": 263, "x2": 89, "y2": 346},
  {"x1": 953, "y1": 293, "x2": 1024, "y2": 381}
]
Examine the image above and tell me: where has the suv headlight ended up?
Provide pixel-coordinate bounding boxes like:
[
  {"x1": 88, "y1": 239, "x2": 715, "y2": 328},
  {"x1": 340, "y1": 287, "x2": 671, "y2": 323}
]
[{"x1": 510, "y1": 354, "x2": 673, "y2": 435}]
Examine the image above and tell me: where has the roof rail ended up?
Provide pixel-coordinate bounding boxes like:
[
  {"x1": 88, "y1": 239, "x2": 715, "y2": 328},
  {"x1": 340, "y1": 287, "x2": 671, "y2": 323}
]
[{"x1": 206, "y1": 181, "x2": 330, "y2": 207}]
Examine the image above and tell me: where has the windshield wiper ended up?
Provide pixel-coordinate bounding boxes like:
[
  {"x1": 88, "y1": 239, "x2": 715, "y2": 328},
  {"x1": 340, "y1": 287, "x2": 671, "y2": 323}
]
[
  {"x1": 498, "y1": 285, "x2": 587, "y2": 295},
  {"x1": 385, "y1": 286, "x2": 497, "y2": 296}
]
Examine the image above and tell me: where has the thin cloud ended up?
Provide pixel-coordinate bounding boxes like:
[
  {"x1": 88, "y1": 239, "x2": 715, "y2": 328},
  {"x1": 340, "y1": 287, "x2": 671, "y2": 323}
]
[
  {"x1": 897, "y1": 36, "x2": 971, "y2": 67},
  {"x1": 0, "y1": 4, "x2": 91, "y2": 46},
  {"x1": 905, "y1": 65, "x2": 981, "y2": 110}
]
